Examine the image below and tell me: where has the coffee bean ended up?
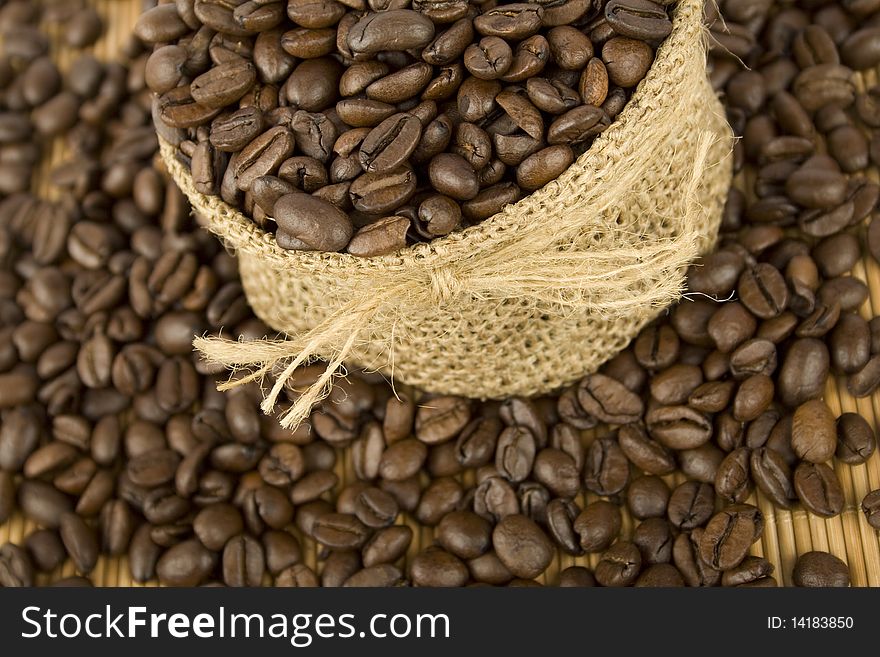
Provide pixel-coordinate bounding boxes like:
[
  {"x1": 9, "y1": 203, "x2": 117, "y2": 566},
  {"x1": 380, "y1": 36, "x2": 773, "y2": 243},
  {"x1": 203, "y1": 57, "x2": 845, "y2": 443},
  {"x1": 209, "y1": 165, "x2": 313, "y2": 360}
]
[
  {"x1": 492, "y1": 514, "x2": 553, "y2": 579},
  {"x1": 156, "y1": 538, "x2": 217, "y2": 587},
  {"x1": 627, "y1": 475, "x2": 670, "y2": 519},
  {"x1": 595, "y1": 540, "x2": 642, "y2": 587},
  {"x1": 830, "y1": 312, "x2": 870, "y2": 374},
  {"x1": 835, "y1": 412, "x2": 877, "y2": 465},
  {"x1": 210, "y1": 107, "x2": 264, "y2": 153},
  {"x1": 646, "y1": 405, "x2": 712, "y2": 450},
  {"x1": 699, "y1": 504, "x2": 763, "y2": 571},
  {"x1": 605, "y1": 0, "x2": 672, "y2": 41},
  {"x1": 273, "y1": 193, "x2": 353, "y2": 252},
  {"x1": 464, "y1": 37, "x2": 513, "y2": 81},
  {"x1": 602, "y1": 37, "x2": 655, "y2": 88},
  {"x1": 359, "y1": 114, "x2": 422, "y2": 175},
  {"x1": 738, "y1": 264, "x2": 789, "y2": 319},
  {"x1": 841, "y1": 28, "x2": 880, "y2": 70},
  {"x1": 791, "y1": 399, "x2": 837, "y2": 463},
  {"x1": 547, "y1": 105, "x2": 606, "y2": 144},
  {"x1": 673, "y1": 529, "x2": 720, "y2": 587},
  {"x1": 415, "y1": 396, "x2": 471, "y2": 445},
  {"x1": 722, "y1": 555, "x2": 775, "y2": 587},
  {"x1": 410, "y1": 547, "x2": 468, "y2": 587},
  {"x1": 777, "y1": 338, "x2": 829, "y2": 407},
  {"x1": 862, "y1": 490, "x2": 880, "y2": 530},
  {"x1": 59, "y1": 511, "x2": 98, "y2": 574},
  {"x1": 475, "y1": 4, "x2": 543, "y2": 40},
  {"x1": 583, "y1": 436, "x2": 629, "y2": 496},
  {"x1": 516, "y1": 145, "x2": 574, "y2": 191},
  {"x1": 794, "y1": 462, "x2": 844, "y2": 518},
  {"x1": 577, "y1": 373, "x2": 643, "y2": 424},
  {"x1": 495, "y1": 426, "x2": 536, "y2": 483},
  {"x1": 667, "y1": 481, "x2": 715, "y2": 531},
  {"x1": 715, "y1": 447, "x2": 753, "y2": 504},
  {"x1": 312, "y1": 513, "x2": 369, "y2": 550},
  {"x1": 792, "y1": 551, "x2": 850, "y2": 587},
  {"x1": 0, "y1": 543, "x2": 33, "y2": 587},
  {"x1": 751, "y1": 447, "x2": 796, "y2": 509},
  {"x1": 223, "y1": 534, "x2": 265, "y2": 587}
]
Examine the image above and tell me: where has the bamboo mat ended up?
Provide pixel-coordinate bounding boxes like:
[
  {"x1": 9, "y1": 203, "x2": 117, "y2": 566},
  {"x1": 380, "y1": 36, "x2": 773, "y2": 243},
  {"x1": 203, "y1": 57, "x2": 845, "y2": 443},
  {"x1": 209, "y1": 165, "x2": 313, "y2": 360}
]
[{"x1": 0, "y1": 0, "x2": 878, "y2": 587}]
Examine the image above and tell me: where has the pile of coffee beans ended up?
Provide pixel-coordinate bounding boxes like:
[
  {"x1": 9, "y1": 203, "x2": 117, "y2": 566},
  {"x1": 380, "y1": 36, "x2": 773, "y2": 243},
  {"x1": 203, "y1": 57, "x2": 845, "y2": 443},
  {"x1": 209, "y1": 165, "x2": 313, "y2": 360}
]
[
  {"x1": 143, "y1": 1, "x2": 677, "y2": 255},
  {"x1": 3, "y1": 0, "x2": 880, "y2": 589}
]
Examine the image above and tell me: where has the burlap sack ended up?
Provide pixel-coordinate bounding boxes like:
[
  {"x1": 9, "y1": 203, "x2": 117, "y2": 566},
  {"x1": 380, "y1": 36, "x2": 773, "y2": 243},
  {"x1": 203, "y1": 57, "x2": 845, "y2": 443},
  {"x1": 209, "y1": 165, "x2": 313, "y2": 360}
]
[{"x1": 158, "y1": 0, "x2": 733, "y2": 428}]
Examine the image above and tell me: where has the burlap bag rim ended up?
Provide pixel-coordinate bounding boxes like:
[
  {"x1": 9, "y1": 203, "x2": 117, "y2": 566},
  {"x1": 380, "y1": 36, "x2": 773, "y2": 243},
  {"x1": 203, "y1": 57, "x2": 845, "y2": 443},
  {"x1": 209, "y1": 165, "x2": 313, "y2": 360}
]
[{"x1": 160, "y1": 0, "x2": 719, "y2": 275}]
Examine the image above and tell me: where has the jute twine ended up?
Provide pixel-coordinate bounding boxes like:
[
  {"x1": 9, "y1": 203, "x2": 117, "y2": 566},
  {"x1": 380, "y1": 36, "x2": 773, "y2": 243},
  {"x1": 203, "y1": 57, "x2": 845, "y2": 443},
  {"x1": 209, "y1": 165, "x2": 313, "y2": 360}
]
[{"x1": 158, "y1": 0, "x2": 733, "y2": 429}]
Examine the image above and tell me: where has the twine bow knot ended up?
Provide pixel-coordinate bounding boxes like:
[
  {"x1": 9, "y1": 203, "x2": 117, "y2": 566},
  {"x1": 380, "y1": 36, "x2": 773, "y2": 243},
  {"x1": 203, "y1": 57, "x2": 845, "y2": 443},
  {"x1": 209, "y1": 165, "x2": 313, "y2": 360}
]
[{"x1": 429, "y1": 266, "x2": 463, "y2": 304}]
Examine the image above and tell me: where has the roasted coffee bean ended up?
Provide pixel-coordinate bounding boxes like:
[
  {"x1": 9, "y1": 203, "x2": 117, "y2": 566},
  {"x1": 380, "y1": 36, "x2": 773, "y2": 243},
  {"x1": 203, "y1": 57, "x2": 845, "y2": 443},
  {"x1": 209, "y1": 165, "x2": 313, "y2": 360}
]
[
  {"x1": 791, "y1": 399, "x2": 837, "y2": 464},
  {"x1": 673, "y1": 529, "x2": 720, "y2": 587},
  {"x1": 618, "y1": 423, "x2": 675, "y2": 475},
  {"x1": 516, "y1": 145, "x2": 574, "y2": 191},
  {"x1": 347, "y1": 10, "x2": 435, "y2": 54},
  {"x1": 627, "y1": 475, "x2": 670, "y2": 519},
  {"x1": 667, "y1": 481, "x2": 714, "y2": 531},
  {"x1": 646, "y1": 405, "x2": 712, "y2": 450},
  {"x1": 792, "y1": 551, "x2": 850, "y2": 587},
  {"x1": 699, "y1": 504, "x2": 763, "y2": 571},
  {"x1": 572, "y1": 500, "x2": 620, "y2": 554},
  {"x1": 862, "y1": 490, "x2": 880, "y2": 530},
  {"x1": 835, "y1": 413, "x2": 877, "y2": 465},
  {"x1": 492, "y1": 514, "x2": 552, "y2": 579},
  {"x1": 346, "y1": 216, "x2": 409, "y2": 257},
  {"x1": 632, "y1": 517, "x2": 673, "y2": 565},
  {"x1": 25, "y1": 529, "x2": 65, "y2": 573},
  {"x1": 527, "y1": 77, "x2": 580, "y2": 115},
  {"x1": 722, "y1": 555, "x2": 775, "y2": 587},
  {"x1": 156, "y1": 539, "x2": 216, "y2": 587},
  {"x1": 495, "y1": 426, "x2": 536, "y2": 483},
  {"x1": 557, "y1": 564, "x2": 596, "y2": 587},
  {"x1": 777, "y1": 338, "x2": 829, "y2": 407},
  {"x1": 595, "y1": 541, "x2": 642, "y2": 587},
  {"x1": 602, "y1": 36, "x2": 655, "y2": 88},
  {"x1": 605, "y1": 0, "x2": 672, "y2": 41},
  {"x1": 463, "y1": 37, "x2": 513, "y2": 81},
  {"x1": 651, "y1": 364, "x2": 703, "y2": 405},
  {"x1": 583, "y1": 436, "x2": 629, "y2": 496},
  {"x1": 349, "y1": 166, "x2": 417, "y2": 213},
  {"x1": 59, "y1": 512, "x2": 98, "y2": 574},
  {"x1": 830, "y1": 313, "x2": 870, "y2": 374},
  {"x1": 794, "y1": 462, "x2": 844, "y2": 518},
  {"x1": 715, "y1": 447, "x2": 753, "y2": 504},
  {"x1": 312, "y1": 513, "x2": 369, "y2": 550},
  {"x1": 547, "y1": 105, "x2": 606, "y2": 144},
  {"x1": 841, "y1": 28, "x2": 880, "y2": 70},
  {"x1": 274, "y1": 193, "x2": 353, "y2": 252},
  {"x1": 359, "y1": 114, "x2": 422, "y2": 174},
  {"x1": 475, "y1": 4, "x2": 544, "y2": 40},
  {"x1": 18, "y1": 480, "x2": 73, "y2": 528},
  {"x1": 0, "y1": 543, "x2": 33, "y2": 587},
  {"x1": 191, "y1": 61, "x2": 256, "y2": 110},
  {"x1": 427, "y1": 153, "x2": 478, "y2": 201},
  {"x1": 223, "y1": 534, "x2": 265, "y2": 587},
  {"x1": 423, "y1": 18, "x2": 474, "y2": 66},
  {"x1": 751, "y1": 447, "x2": 796, "y2": 509},
  {"x1": 412, "y1": 397, "x2": 472, "y2": 445},
  {"x1": 210, "y1": 107, "x2": 264, "y2": 153},
  {"x1": 577, "y1": 373, "x2": 643, "y2": 424},
  {"x1": 738, "y1": 264, "x2": 788, "y2": 319}
]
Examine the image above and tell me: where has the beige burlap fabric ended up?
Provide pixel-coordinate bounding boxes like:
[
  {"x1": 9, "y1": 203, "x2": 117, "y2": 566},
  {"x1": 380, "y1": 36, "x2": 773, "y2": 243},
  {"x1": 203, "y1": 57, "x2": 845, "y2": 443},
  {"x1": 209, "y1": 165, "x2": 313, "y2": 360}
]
[{"x1": 158, "y1": 0, "x2": 733, "y2": 428}]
